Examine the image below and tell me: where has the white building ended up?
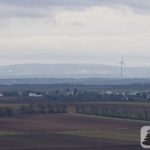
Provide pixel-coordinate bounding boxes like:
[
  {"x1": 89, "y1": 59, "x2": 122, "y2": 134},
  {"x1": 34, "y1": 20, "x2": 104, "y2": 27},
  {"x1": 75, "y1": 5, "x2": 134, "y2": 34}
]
[{"x1": 29, "y1": 93, "x2": 42, "y2": 97}]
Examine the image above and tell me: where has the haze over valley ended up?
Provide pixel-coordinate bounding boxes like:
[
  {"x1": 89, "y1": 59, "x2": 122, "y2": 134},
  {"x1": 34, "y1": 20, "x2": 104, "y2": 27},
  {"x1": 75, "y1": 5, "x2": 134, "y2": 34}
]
[{"x1": 0, "y1": 63, "x2": 149, "y2": 79}]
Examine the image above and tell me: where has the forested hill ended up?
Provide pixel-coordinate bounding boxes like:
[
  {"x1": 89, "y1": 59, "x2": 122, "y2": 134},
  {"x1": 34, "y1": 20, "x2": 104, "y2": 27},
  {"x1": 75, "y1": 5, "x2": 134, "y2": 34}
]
[
  {"x1": 0, "y1": 78, "x2": 150, "y2": 85},
  {"x1": 0, "y1": 63, "x2": 149, "y2": 78}
]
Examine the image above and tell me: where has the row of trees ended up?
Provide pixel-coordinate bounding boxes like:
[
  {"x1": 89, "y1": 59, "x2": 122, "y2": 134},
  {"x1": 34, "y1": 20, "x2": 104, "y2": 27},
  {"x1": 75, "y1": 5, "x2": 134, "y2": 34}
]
[
  {"x1": 19, "y1": 103, "x2": 67, "y2": 115},
  {"x1": 17, "y1": 104, "x2": 150, "y2": 121},
  {"x1": 0, "y1": 103, "x2": 67, "y2": 117},
  {"x1": 0, "y1": 107, "x2": 13, "y2": 117},
  {"x1": 0, "y1": 103, "x2": 150, "y2": 121},
  {"x1": 76, "y1": 106, "x2": 150, "y2": 121}
]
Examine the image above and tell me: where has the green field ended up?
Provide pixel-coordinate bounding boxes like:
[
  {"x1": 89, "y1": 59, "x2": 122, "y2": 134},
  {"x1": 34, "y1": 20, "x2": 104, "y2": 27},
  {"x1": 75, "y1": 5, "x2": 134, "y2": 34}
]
[
  {"x1": 62, "y1": 130, "x2": 139, "y2": 142},
  {"x1": 0, "y1": 131, "x2": 23, "y2": 136}
]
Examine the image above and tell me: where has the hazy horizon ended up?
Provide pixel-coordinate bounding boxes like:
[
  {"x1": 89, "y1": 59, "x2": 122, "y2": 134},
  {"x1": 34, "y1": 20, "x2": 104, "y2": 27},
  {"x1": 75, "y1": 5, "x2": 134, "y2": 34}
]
[
  {"x1": 0, "y1": 0, "x2": 150, "y2": 66},
  {"x1": 0, "y1": 62, "x2": 150, "y2": 68},
  {"x1": 0, "y1": 63, "x2": 149, "y2": 79}
]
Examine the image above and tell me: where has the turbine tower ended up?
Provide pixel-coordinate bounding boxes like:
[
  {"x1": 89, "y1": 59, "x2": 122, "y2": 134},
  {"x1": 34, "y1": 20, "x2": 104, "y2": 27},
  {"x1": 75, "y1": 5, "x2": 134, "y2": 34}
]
[{"x1": 119, "y1": 57, "x2": 125, "y2": 79}]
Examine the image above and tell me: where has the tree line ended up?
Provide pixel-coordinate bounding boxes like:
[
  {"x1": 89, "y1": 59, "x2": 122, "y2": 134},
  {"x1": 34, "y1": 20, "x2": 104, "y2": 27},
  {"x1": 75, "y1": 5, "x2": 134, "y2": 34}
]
[
  {"x1": 0, "y1": 103, "x2": 67, "y2": 117},
  {"x1": 0, "y1": 102, "x2": 150, "y2": 121},
  {"x1": 76, "y1": 106, "x2": 150, "y2": 121}
]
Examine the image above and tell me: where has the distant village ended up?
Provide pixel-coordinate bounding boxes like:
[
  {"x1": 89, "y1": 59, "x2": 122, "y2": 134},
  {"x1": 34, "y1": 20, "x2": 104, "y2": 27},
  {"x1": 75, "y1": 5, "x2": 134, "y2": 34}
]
[{"x1": 0, "y1": 88, "x2": 150, "y2": 102}]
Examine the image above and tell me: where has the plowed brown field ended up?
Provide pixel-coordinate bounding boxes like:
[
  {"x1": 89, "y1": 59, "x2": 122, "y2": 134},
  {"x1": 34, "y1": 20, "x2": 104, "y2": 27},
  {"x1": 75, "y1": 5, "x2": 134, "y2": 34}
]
[{"x1": 0, "y1": 114, "x2": 148, "y2": 150}]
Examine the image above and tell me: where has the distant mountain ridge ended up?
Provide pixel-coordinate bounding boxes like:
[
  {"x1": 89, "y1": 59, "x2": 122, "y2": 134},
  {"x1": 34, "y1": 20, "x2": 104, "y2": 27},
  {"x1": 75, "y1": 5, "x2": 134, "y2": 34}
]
[{"x1": 0, "y1": 63, "x2": 149, "y2": 78}]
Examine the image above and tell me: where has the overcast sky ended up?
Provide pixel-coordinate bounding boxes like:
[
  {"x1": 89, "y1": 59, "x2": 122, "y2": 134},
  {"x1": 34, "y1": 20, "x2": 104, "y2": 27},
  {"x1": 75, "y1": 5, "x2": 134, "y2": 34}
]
[{"x1": 0, "y1": 0, "x2": 150, "y2": 66}]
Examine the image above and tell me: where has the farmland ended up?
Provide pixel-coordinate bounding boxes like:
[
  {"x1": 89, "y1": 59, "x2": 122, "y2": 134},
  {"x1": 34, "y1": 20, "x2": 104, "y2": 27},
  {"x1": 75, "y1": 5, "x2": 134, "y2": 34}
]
[
  {"x1": 0, "y1": 113, "x2": 148, "y2": 150},
  {"x1": 0, "y1": 84, "x2": 150, "y2": 149}
]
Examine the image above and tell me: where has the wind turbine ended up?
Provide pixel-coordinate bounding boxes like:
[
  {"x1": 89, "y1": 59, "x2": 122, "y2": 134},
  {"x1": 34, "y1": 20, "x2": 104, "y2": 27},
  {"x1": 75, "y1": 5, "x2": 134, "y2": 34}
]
[
  {"x1": 119, "y1": 57, "x2": 125, "y2": 79},
  {"x1": 146, "y1": 70, "x2": 150, "y2": 79}
]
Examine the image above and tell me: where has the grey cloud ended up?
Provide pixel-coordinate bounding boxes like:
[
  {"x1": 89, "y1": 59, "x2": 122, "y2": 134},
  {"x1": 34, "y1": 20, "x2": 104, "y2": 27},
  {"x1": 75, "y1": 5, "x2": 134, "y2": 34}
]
[
  {"x1": 0, "y1": 11, "x2": 44, "y2": 19},
  {"x1": 0, "y1": 0, "x2": 100, "y2": 7},
  {"x1": 0, "y1": 0, "x2": 150, "y2": 9},
  {"x1": 0, "y1": 0, "x2": 150, "y2": 19}
]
